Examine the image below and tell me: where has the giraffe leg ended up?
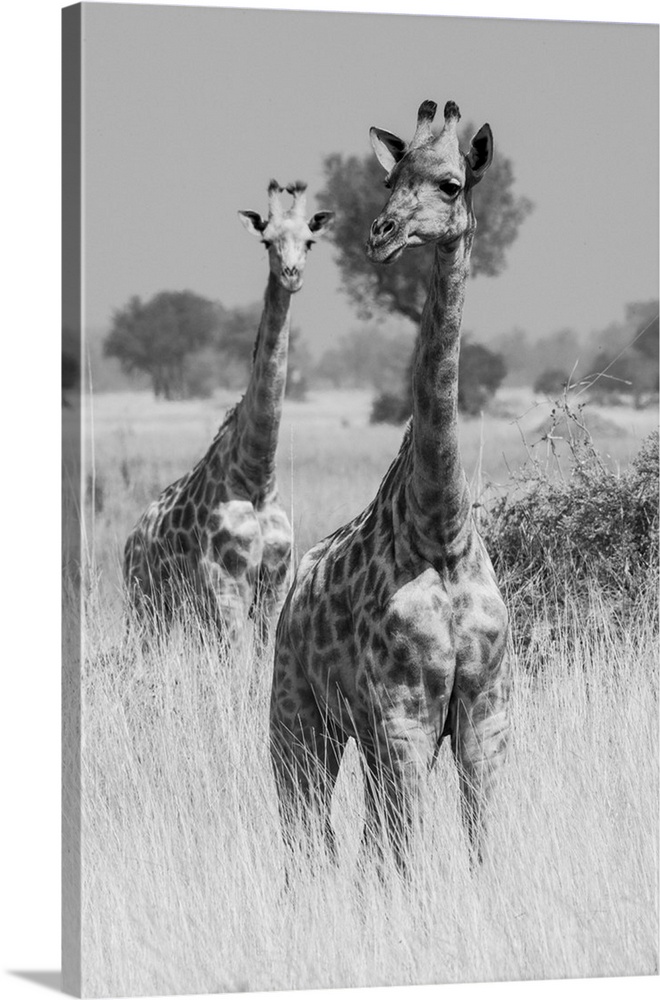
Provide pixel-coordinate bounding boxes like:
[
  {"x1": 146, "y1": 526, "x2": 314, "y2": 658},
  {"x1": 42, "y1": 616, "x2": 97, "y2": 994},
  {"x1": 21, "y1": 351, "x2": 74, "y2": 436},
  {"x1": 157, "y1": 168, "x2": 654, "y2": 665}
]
[
  {"x1": 450, "y1": 666, "x2": 511, "y2": 864},
  {"x1": 198, "y1": 563, "x2": 251, "y2": 644},
  {"x1": 250, "y1": 583, "x2": 280, "y2": 657},
  {"x1": 358, "y1": 735, "x2": 428, "y2": 876},
  {"x1": 250, "y1": 559, "x2": 291, "y2": 657},
  {"x1": 270, "y1": 654, "x2": 347, "y2": 869}
]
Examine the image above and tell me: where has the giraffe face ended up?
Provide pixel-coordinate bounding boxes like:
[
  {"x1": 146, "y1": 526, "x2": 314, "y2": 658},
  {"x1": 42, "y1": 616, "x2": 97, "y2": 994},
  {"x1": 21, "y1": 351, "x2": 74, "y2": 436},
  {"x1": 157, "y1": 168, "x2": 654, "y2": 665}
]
[
  {"x1": 365, "y1": 101, "x2": 493, "y2": 265},
  {"x1": 239, "y1": 182, "x2": 334, "y2": 293},
  {"x1": 259, "y1": 215, "x2": 328, "y2": 292}
]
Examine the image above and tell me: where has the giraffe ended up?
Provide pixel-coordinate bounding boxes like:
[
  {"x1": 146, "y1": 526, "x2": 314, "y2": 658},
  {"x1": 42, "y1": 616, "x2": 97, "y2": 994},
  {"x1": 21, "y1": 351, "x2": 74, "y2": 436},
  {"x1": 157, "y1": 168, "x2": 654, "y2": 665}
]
[
  {"x1": 270, "y1": 101, "x2": 510, "y2": 871},
  {"x1": 124, "y1": 181, "x2": 334, "y2": 647}
]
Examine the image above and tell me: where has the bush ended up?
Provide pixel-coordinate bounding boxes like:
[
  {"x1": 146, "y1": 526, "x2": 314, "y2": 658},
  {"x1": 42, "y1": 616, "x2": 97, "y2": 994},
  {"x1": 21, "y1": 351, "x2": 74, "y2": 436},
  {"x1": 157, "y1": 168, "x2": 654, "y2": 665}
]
[
  {"x1": 370, "y1": 391, "x2": 409, "y2": 425},
  {"x1": 533, "y1": 367, "x2": 569, "y2": 396},
  {"x1": 457, "y1": 342, "x2": 507, "y2": 416},
  {"x1": 370, "y1": 340, "x2": 507, "y2": 423},
  {"x1": 482, "y1": 401, "x2": 658, "y2": 656}
]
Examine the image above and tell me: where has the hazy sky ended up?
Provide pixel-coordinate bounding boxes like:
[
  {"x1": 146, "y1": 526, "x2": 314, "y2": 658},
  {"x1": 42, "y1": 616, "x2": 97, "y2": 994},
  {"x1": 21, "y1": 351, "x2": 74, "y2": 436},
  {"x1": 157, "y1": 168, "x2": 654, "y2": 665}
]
[{"x1": 78, "y1": 3, "x2": 658, "y2": 355}]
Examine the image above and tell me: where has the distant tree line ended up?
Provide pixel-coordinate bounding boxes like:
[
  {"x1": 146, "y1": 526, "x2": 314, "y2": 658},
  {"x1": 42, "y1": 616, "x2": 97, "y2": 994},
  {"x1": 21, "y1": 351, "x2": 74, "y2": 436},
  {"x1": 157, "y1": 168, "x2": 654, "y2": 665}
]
[
  {"x1": 313, "y1": 328, "x2": 507, "y2": 422},
  {"x1": 314, "y1": 134, "x2": 657, "y2": 418},
  {"x1": 78, "y1": 122, "x2": 655, "y2": 416},
  {"x1": 102, "y1": 290, "x2": 309, "y2": 401},
  {"x1": 91, "y1": 291, "x2": 657, "y2": 415},
  {"x1": 583, "y1": 301, "x2": 658, "y2": 407},
  {"x1": 491, "y1": 299, "x2": 659, "y2": 408}
]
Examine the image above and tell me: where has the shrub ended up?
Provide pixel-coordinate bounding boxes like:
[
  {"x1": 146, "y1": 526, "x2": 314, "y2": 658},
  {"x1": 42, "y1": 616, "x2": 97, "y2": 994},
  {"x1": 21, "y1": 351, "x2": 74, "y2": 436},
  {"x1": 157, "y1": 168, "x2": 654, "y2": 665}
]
[
  {"x1": 457, "y1": 342, "x2": 507, "y2": 416},
  {"x1": 371, "y1": 340, "x2": 507, "y2": 423},
  {"x1": 481, "y1": 400, "x2": 658, "y2": 656},
  {"x1": 533, "y1": 367, "x2": 569, "y2": 396},
  {"x1": 370, "y1": 391, "x2": 409, "y2": 425}
]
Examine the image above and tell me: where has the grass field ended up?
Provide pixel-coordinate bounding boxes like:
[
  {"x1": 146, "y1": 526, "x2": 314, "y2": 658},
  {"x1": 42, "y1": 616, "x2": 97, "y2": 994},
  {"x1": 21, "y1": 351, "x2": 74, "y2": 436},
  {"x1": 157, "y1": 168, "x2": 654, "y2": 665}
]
[
  {"x1": 81, "y1": 387, "x2": 657, "y2": 608},
  {"x1": 65, "y1": 387, "x2": 658, "y2": 996}
]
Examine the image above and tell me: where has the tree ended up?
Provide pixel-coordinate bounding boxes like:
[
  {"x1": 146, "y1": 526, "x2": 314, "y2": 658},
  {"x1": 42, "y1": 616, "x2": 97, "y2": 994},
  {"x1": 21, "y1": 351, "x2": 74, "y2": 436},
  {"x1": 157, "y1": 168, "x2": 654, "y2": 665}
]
[
  {"x1": 372, "y1": 339, "x2": 507, "y2": 423},
  {"x1": 316, "y1": 125, "x2": 533, "y2": 326},
  {"x1": 220, "y1": 302, "x2": 263, "y2": 369},
  {"x1": 318, "y1": 126, "x2": 529, "y2": 419},
  {"x1": 104, "y1": 291, "x2": 219, "y2": 399}
]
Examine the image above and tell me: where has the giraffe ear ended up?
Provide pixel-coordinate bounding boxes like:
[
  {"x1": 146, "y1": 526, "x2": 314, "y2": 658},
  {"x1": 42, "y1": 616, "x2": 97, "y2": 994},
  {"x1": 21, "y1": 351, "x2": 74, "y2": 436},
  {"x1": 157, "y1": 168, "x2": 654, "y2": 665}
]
[
  {"x1": 466, "y1": 123, "x2": 493, "y2": 185},
  {"x1": 369, "y1": 127, "x2": 407, "y2": 174},
  {"x1": 238, "y1": 211, "x2": 267, "y2": 237},
  {"x1": 308, "y1": 211, "x2": 335, "y2": 235}
]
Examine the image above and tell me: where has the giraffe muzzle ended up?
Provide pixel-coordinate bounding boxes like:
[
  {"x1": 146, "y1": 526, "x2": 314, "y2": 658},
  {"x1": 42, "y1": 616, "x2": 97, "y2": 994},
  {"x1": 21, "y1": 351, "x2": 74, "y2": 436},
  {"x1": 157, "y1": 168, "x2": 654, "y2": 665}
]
[
  {"x1": 370, "y1": 217, "x2": 396, "y2": 240},
  {"x1": 366, "y1": 216, "x2": 407, "y2": 264},
  {"x1": 280, "y1": 266, "x2": 302, "y2": 290}
]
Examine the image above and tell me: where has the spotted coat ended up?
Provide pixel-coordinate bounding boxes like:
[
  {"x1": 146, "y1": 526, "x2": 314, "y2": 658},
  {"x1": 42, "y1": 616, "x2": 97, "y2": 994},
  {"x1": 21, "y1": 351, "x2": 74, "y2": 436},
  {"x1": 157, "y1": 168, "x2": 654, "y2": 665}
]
[{"x1": 270, "y1": 102, "x2": 511, "y2": 868}]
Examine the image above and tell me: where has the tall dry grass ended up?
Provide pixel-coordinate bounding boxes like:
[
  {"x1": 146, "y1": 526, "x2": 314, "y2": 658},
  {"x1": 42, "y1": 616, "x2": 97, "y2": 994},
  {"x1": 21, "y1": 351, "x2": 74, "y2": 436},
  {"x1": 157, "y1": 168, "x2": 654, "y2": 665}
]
[
  {"x1": 76, "y1": 587, "x2": 657, "y2": 996},
  {"x1": 68, "y1": 388, "x2": 658, "y2": 996}
]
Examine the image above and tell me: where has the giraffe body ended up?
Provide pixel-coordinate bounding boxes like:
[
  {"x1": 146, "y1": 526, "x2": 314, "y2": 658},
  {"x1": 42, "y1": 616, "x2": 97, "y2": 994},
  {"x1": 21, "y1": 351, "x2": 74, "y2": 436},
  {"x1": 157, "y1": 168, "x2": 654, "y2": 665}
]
[
  {"x1": 124, "y1": 429, "x2": 292, "y2": 643},
  {"x1": 271, "y1": 102, "x2": 510, "y2": 867},
  {"x1": 124, "y1": 182, "x2": 334, "y2": 645}
]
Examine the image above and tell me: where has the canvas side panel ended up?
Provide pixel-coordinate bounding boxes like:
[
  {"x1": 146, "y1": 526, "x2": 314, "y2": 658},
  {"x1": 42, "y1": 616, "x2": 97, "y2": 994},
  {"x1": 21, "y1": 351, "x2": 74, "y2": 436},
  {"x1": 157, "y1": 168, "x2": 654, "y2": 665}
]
[{"x1": 62, "y1": 4, "x2": 82, "y2": 996}]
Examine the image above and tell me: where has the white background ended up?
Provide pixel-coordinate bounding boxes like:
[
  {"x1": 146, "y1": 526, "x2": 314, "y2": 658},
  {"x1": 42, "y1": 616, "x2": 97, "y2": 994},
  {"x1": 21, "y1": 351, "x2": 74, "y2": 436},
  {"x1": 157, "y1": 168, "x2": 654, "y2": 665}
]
[{"x1": 1, "y1": 1, "x2": 657, "y2": 999}]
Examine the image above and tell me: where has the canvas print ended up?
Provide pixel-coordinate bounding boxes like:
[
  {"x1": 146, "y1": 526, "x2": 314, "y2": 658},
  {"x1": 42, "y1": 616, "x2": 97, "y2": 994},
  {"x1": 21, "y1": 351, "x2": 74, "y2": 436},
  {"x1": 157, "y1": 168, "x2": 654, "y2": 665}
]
[{"x1": 62, "y1": 3, "x2": 659, "y2": 996}]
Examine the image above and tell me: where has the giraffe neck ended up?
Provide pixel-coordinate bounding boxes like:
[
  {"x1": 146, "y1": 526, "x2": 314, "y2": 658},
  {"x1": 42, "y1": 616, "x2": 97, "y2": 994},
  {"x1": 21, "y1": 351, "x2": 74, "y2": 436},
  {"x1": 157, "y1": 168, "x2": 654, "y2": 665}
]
[
  {"x1": 231, "y1": 272, "x2": 292, "y2": 498},
  {"x1": 407, "y1": 230, "x2": 474, "y2": 550}
]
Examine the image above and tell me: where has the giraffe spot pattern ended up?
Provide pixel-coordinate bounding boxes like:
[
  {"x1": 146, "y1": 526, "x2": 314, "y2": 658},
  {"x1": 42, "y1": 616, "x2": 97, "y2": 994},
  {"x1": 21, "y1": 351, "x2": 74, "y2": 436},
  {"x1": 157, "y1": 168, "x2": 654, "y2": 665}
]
[
  {"x1": 124, "y1": 433, "x2": 292, "y2": 641},
  {"x1": 266, "y1": 133, "x2": 510, "y2": 862}
]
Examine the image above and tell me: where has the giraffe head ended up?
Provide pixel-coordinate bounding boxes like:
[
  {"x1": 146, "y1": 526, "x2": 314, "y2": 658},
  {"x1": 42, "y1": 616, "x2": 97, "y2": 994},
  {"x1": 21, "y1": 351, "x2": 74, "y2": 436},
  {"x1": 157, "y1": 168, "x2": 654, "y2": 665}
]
[
  {"x1": 366, "y1": 100, "x2": 493, "y2": 264},
  {"x1": 238, "y1": 181, "x2": 335, "y2": 292}
]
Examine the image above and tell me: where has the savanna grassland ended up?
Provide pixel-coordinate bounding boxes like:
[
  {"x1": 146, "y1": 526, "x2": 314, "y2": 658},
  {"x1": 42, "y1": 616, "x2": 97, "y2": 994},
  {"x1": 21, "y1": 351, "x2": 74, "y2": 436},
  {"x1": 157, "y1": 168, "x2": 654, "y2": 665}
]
[{"x1": 64, "y1": 387, "x2": 658, "y2": 997}]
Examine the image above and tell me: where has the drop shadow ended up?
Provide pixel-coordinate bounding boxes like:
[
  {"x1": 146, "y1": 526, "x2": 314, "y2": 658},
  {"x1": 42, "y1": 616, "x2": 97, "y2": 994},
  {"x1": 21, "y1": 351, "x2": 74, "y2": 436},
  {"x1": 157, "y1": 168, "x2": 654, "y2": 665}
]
[{"x1": 9, "y1": 971, "x2": 62, "y2": 994}]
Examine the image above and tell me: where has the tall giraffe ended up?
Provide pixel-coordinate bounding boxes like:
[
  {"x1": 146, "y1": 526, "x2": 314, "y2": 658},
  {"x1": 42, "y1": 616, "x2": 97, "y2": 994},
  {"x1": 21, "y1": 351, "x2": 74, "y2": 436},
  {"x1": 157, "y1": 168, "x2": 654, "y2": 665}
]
[
  {"x1": 124, "y1": 181, "x2": 334, "y2": 646},
  {"x1": 271, "y1": 102, "x2": 510, "y2": 869}
]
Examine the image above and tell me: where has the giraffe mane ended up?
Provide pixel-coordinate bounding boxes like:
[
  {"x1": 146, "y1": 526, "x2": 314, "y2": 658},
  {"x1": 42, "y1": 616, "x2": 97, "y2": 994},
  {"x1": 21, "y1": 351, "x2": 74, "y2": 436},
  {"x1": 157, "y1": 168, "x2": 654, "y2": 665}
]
[{"x1": 211, "y1": 401, "x2": 240, "y2": 440}]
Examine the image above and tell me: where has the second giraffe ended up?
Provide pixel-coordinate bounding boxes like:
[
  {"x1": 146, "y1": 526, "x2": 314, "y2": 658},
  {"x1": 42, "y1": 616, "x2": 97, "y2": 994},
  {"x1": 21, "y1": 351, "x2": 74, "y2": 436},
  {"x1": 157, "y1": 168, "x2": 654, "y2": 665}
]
[{"x1": 124, "y1": 181, "x2": 334, "y2": 647}]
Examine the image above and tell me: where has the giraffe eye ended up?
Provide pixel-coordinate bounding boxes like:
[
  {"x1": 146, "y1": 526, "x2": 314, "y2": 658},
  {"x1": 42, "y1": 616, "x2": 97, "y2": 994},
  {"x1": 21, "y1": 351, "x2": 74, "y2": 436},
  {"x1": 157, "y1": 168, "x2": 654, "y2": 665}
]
[{"x1": 439, "y1": 181, "x2": 461, "y2": 198}]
